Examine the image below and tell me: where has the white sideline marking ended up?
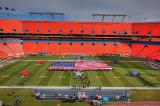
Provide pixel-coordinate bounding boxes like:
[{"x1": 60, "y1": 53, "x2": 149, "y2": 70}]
[{"x1": 0, "y1": 86, "x2": 160, "y2": 90}]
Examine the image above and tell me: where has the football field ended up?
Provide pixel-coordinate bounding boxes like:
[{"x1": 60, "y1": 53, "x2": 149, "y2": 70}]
[{"x1": 0, "y1": 56, "x2": 160, "y2": 87}]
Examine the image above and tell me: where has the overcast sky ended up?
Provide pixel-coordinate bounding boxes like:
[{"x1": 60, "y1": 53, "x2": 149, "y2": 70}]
[{"x1": 0, "y1": 0, "x2": 160, "y2": 22}]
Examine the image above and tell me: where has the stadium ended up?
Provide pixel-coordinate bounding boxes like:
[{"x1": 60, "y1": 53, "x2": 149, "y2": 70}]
[{"x1": 0, "y1": 0, "x2": 160, "y2": 106}]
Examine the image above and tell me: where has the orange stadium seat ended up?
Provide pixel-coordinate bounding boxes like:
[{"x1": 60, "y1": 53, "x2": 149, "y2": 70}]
[
  {"x1": 95, "y1": 43, "x2": 106, "y2": 55},
  {"x1": 71, "y1": 22, "x2": 82, "y2": 34},
  {"x1": 93, "y1": 23, "x2": 103, "y2": 35},
  {"x1": 45, "y1": 42, "x2": 59, "y2": 55},
  {"x1": 152, "y1": 24, "x2": 160, "y2": 36},
  {"x1": 51, "y1": 22, "x2": 61, "y2": 34},
  {"x1": 32, "y1": 42, "x2": 47, "y2": 54},
  {"x1": 121, "y1": 23, "x2": 132, "y2": 35},
  {"x1": 0, "y1": 43, "x2": 14, "y2": 56},
  {"x1": 103, "y1": 23, "x2": 114, "y2": 35},
  {"x1": 40, "y1": 22, "x2": 52, "y2": 34},
  {"x1": 150, "y1": 51, "x2": 160, "y2": 60},
  {"x1": 23, "y1": 42, "x2": 36, "y2": 54},
  {"x1": 8, "y1": 20, "x2": 22, "y2": 33},
  {"x1": 106, "y1": 43, "x2": 118, "y2": 54},
  {"x1": 132, "y1": 23, "x2": 142, "y2": 35},
  {"x1": 131, "y1": 44, "x2": 145, "y2": 56},
  {"x1": 0, "y1": 51, "x2": 8, "y2": 59},
  {"x1": 6, "y1": 42, "x2": 24, "y2": 56},
  {"x1": 117, "y1": 44, "x2": 130, "y2": 56},
  {"x1": 29, "y1": 22, "x2": 41, "y2": 33},
  {"x1": 112, "y1": 23, "x2": 125, "y2": 34},
  {"x1": 71, "y1": 42, "x2": 83, "y2": 55},
  {"x1": 61, "y1": 22, "x2": 71, "y2": 34},
  {"x1": 58, "y1": 42, "x2": 70, "y2": 55},
  {"x1": 83, "y1": 43, "x2": 95, "y2": 56},
  {"x1": 82, "y1": 22, "x2": 92, "y2": 34},
  {"x1": 138, "y1": 23, "x2": 153, "y2": 36},
  {"x1": 138, "y1": 45, "x2": 160, "y2": 58},
  {"x1": 0, "y1": 20, "x2": 14, "y2": 33}
]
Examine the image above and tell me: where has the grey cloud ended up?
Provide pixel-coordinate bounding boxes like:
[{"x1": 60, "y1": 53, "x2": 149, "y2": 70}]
[{"x1": 0, "y1": 0, "x2": 160, "y2": 22}]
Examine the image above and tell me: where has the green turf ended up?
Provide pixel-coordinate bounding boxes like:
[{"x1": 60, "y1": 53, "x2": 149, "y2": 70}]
[
  {"x1": 131, "y1": 90, "x2": 160, "y2": 102},
  {"x1": 0, "y1": 89, "x2": 88, "y2": 106},
  {"x1": 0, "y1": 89, "x2": 160, "y2": 106},
  {"x1": 0, "y1": 56, "x2": 160, "y2": 87}
]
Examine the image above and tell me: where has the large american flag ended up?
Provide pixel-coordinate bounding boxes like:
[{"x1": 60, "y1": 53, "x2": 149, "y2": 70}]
[{"x1": 49, "y1": 62, "x2": 112, "y2": 71}]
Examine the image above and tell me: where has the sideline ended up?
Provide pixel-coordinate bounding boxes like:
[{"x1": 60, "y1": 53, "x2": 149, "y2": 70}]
[{"x1": 0, "y1": 86, "x2": 160, "y2": 90}]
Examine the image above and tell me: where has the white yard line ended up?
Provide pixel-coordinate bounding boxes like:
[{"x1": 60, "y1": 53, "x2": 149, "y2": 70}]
[
  {"x1": 58, "y1": 71, "x2": 64, "y2": 86},
  {"x1": 103, "y1": 71, "x2": 114, "y2": 87},
  {"x1": 47, "y1": 71, "x2": 56, "y2": 86},
  {"x1": 116, "y1": 67, "x2": 137, "y2": 87},
  {"x1": 86, "y1": 71, "x2": 93, "y2": 86},
  {"x1": 95, "y1": 71, "x2": 103, "y2": 86},
  {"x1": 69, "y1": 71, "x2": 72, "y2": 86},
  {"x1": 0, "y1": 86, "x2": 160, "y2": 90},
  {"x1": 0, "y1": 61, "x2": 22, "y2": 77},
  {"x1": 2, "y1": 62, "x2": 33, "y2": 86},
  {"x1": 26, "y1": 62, "x2": 48, "y2": 86},
  {"x1": 35, "y1": 64, "x2": 50, "y2": 86}
]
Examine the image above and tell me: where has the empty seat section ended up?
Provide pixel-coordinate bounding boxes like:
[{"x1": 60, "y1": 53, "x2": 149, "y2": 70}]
[
  {"x1": 0, "y1": 51, "x2": 7, "y2": 59},
  {"x1": 32, "y1": 42, "x2": 47, "y2": 54},
  {"x1": 7, "y1": 42, "x2": 23, "y2": 55},
  {"x1": 72, "y1": 22, "x2": 81, "y2": 34},
  {"x1": 8, "y1": 20, "x2": 22, "y2": 33},
  {"x1": 139, "y1": 45, "x2": 160, "y2": 58},
  {"x1": 22, "y1": 22, "x2": 31, "y2": 33},
  {"x1": 29, "y1": 22, "x2": 41, "y2": 33},
  {"x1": 152, "y1": 24, "x2": 160, "y2": 36},
  {"x1": 103, "y1": 23, "x2": 113, "y2": 35},
  {"x1": 58, "y1": 43, "x2": 70, "y2": 55},
  {"x1": 112, "y1": 23, "x2": 124, "y2": 34},
  {"x1": 0, "y1": 20, "x2": 13, "y2": 33},
  {"x1": 61, "y1": 22, "x2": 71, "y2": 34},
  {"x1": 45, "y1": 42, "x2": 59, "y2": 55},
  {"x1": 83, "y1": 43, "x2": 95, "y2": 56},
  {"x1": 95, "y1": 43, "x2": 106, "y2": 55},
  {"x1": 150, "y1": 51, "x2": 160, "y2": 60},
  {"x1": 40, "y1": 22, "x2": 51, "y2": 34},
  {"x1": 23, "y1": 42, "x2": 36, "y2": 54},
  {"x1": 0, "y1": 43, "x2": 14, "y2": 56},
  {"x1": 94, "y1": 23, "x2": 103, "y2": 35},
  {"x1": 83, "y1": 23, "x2": 92, "y2": 34},
  {"x1": 51, "y1": 22, "x2": 61, "y2": 34},
  {"x1": 71, "y1": 43, "x2": 82, "y2": 55},
  {"x1": 132, "y1": 23, "x2": 142, "y2": 35},
  {"x1": 106, "y1": 43, "x2": 118, "y2": 54},
  {"x1": 131, "y1": 44, "x2": 144, "y2": 56},
  {"x1": 117, "y1": 44, "x2": 130, "y2": 56},
  {"x1": 121, "y1": 23, "x2": 132, "y2": 35},
  {"x1": 138, "y1": 24, "x2": 153, "y2": 35}
]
